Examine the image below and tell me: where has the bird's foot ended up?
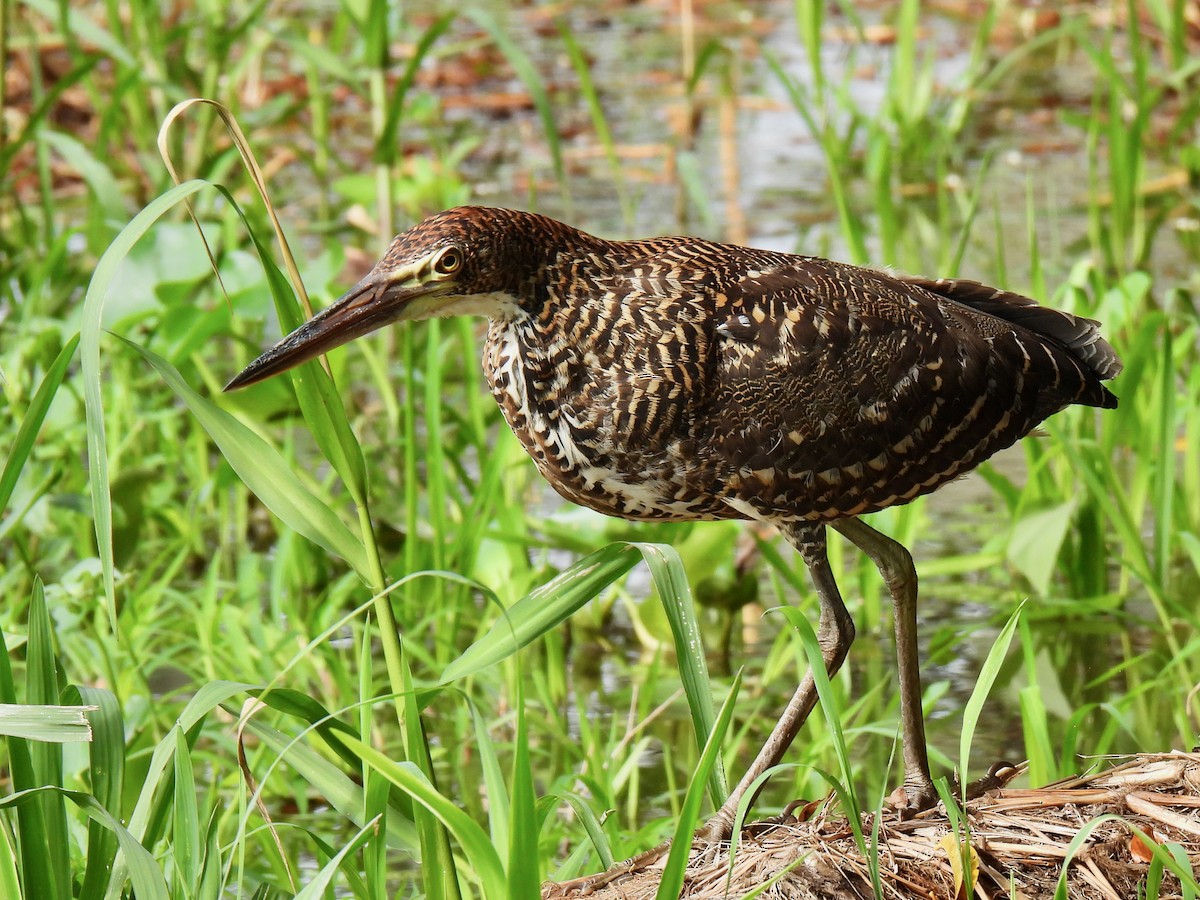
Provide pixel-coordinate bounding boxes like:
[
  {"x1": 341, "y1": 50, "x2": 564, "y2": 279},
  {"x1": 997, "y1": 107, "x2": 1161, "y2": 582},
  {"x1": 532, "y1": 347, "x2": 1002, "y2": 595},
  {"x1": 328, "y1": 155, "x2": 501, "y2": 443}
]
[
  {"x1": 886, "y1": 776, "x2": 941, "y2": 819},
  {"x1": 886, "y1": 761, "x2": 1021, "y2": 819},
  {"x1": 958, "y1": 760, "x2": 1021, "y2": 800},
  {"x1": 739, "y1": 798, "x2": 810, "y2": 837}
]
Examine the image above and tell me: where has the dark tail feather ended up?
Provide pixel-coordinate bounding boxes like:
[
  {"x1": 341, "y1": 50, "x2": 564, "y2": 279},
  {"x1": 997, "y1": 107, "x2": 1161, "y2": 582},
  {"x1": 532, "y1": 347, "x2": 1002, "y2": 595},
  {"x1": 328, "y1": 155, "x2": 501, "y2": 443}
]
[
  {"x1": 899, "y1": 276, "x2": 1121, "y2": 410},
  {"x1": 902, "y1": 277, "x2": 1123, "y2": 380}
]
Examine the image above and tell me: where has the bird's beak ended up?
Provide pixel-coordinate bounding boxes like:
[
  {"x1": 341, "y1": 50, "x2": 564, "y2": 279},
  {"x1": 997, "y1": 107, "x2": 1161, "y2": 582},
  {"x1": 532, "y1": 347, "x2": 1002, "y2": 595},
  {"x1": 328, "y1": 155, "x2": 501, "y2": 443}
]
[{"x1": 224, "y1": 261, "x2": 448, "y2": 391}]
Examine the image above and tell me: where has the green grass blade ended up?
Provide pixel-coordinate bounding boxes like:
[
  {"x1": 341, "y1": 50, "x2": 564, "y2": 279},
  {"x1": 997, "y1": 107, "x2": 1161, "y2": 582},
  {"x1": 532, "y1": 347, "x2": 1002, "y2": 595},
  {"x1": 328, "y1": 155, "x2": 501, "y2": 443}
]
[
  {"x1": 67, "y1": 686, "x2": 124, "y2": 899},
  {"x1": 171, "y1": 727, "x2": 201, "y2": 891},
  {"x1": 471, "y1": 702, "x2": 510, "y2": 858},
  {"x1": 118, "y1": 336, "x2": 370, "y2": 579},
  {"x1": 339, "y1": 734, "x2": 506, "y2": 899},
  {"x1": 440, "y1": 543, "x2": 643, "y2": 683},
  {"x1": 776, "y1": 605, "x2": 860, "y2": 814},
  {"x1": 550, "y1": 792, "x2": 613, "y2": 871},
  {"x1": 0, "y1": 705, "x2": 93, "y2": 742},
  {"x1": 0, "y1": 623, "x2": 45, "y2": 900},
  {"x1": 0, "y1": 332, "x2": 79, "y2": 518},
  {"x1": 507, "y1": 677, "x2": 539, "y2": 900},
  {"x1": 25, "y1": 578, "x2": 69, "y2": 900},
  {"x1": 634, "y1": 541, "x2": 726, "y2": 806},
  {"x1": 1007, "y1": 499, "x2": 1078, "y2": 596},
  {"x1": 400, "y1": 643, "x2": 461, "y2": 900},
  {"x1": 0, "y1": 815, "x2": 19, "y2": 900},
  {"x1": 80, "y1": 178, "x2": 211, "y2": 622},
  {"x1": 1168, "y1": 842, "x2": 1198, "y2": 900},
  {"x1": 656, "y1": 669, "x2": 741, "y2": 900},
  {"x1": 960, "y1": 601, "x2": 1024, "y2": 799},
  {"x1": 294, "y1": 815, "x2": 381, "y2": 899}
]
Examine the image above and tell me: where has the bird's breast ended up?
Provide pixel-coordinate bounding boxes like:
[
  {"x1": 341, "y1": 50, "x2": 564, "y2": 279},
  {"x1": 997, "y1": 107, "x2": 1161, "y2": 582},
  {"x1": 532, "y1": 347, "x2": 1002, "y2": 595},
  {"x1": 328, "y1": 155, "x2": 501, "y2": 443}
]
[{"x1": 482, "y1": 317, "x2": 732, "y2": 522}]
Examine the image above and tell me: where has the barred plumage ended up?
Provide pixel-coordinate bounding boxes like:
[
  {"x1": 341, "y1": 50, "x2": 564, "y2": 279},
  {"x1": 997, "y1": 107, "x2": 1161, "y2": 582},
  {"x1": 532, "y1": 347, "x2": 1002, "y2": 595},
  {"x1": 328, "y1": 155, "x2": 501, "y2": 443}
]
[{"x1": 228, "y1": 206, "x2": 1121, "y2": 868}]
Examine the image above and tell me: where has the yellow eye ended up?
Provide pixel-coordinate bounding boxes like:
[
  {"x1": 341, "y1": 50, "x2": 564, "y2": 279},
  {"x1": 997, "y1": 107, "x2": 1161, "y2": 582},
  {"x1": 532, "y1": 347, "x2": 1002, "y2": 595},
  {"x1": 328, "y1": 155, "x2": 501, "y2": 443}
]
[{"x1": 435, "y1": 247, "x2": 462, "y2": 275}]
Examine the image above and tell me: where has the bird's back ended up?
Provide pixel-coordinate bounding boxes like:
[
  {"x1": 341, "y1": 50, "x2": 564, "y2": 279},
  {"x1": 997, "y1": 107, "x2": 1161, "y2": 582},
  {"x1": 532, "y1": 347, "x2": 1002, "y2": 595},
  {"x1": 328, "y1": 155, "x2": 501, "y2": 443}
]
[{"x1": 482, "y1": 228, "x2": 1120, "y2": 526}]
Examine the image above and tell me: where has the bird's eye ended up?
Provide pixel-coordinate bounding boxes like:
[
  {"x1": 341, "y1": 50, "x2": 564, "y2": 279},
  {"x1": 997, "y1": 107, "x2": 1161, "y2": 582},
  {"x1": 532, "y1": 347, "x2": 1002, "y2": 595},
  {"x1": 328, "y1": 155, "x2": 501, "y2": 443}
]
[{"x1": 434, "y1": 247, "x2": 463, "y2": 275}]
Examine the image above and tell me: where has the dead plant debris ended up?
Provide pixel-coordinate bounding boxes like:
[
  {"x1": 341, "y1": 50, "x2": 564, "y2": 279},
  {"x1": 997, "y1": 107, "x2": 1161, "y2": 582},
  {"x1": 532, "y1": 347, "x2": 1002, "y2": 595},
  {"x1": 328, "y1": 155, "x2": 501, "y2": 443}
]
[{"x1": 544, "y1": 752, "x2": 1200, "y2": 900}]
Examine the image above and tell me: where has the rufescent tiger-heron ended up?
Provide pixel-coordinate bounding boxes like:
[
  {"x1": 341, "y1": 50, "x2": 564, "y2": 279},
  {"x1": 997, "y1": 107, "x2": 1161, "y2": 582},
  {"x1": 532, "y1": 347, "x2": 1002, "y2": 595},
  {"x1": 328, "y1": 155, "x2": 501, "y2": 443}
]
[{"x1": 226, "y1": 205, "x2": 1121, "y2": 872}]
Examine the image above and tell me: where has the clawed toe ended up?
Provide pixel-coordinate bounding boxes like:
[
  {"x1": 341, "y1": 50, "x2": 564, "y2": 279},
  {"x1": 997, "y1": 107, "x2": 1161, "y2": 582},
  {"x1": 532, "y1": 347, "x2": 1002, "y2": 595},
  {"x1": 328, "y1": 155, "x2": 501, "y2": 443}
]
[
  {"x1": 887, "y1": 778, "x2": 941, "y2": 818},
  {"x1": 886, "y1": 760, "x2": 1022, "y2": 819},
  {"x1": 960, "y1": 760, "x2": 1021, "y2": 799}
]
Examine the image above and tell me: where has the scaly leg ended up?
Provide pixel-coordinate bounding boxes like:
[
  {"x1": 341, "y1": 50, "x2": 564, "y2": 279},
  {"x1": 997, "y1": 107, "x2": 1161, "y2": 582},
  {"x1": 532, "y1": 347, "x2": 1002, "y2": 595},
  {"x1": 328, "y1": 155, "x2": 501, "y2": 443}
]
[
  {"x1": 703, "y1": 522, "x2": 855, "y2": 838},
  {"x1": 550, "y1": 524, "x2": 856, "y2": 895},
  {"x1": 832, "y1": 517, "x2": 937, "y2": 812}
]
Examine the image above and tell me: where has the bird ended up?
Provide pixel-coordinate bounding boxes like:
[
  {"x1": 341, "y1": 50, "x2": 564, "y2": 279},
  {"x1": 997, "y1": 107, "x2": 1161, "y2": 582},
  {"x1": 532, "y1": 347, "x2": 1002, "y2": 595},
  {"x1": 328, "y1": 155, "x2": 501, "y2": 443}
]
[{"x1": 226, "y1": 205, "x2": 1121, "y2": 874}]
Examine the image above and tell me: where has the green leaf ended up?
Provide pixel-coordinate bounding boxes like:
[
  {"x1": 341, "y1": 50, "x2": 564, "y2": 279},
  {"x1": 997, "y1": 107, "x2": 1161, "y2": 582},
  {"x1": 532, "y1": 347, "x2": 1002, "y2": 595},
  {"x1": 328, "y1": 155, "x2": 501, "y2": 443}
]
[
  {"x1": 656, "y1": 670, "x2": 741, "y2": 900},
  {"x1": 635, "y1": 542, "x2": 726, "y2": 806},
  {"x1": 67, "y1": 685, "x2": 124, "y2": 899},
  {"x1": 0, "y1": 333, "x2": 79, "y2": 518},
  {"x1": 0, "y1": 619, "x2": 49, "y2": 900},
  {"x1": 960, "y1": 601, "x2": 1024, "y2": 798},
  {"x1": 172, "y1": 728, "x2": 201, "y2": 890},
  {"x1": 0, "y1": 817, "x2": 20, "y2": 900},
  {"x1": 547, "y1": 792, "x2": 612, "y2": 872},
  {"x1": 507, "y1": 678, "x2": 539, "y2": 899},
  {"x1": 339, "y1": 735, "x2": 506, "y2": 900},
  {"x1": 400, "y1": 643, "x2": 460, "y2": 898},
  {"x1": 777, "y1": 605, "x2": 861, "y2": 814},
  {"x1": 0, "y1": 705, "x2": 93, "y2": 742},
  {"x1": 440, "y1": 543, "x2": 643, "y2": 683},
  {"x1": 81, "y1": 179, "x2": 213, "y2": 623},
  {"x1": 25, "y1": 579, "x2": 69, "y2": 900},
  {"x1": 118, "y1": 336, "x2": 370, "y2": 580},
  {"x1": 1007, "y1": 499, "x2": 1078, "y2": 595},
  {"x1": 472, "y1": 702, "x2": 510, "y2": 857}
]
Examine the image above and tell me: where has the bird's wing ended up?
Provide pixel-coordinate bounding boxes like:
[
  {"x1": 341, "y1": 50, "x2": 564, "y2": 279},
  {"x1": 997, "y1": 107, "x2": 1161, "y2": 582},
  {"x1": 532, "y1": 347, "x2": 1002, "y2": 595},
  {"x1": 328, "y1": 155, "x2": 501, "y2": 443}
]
[
  {"x1": 696, "y1": 258, "x2": 1068, "y2": 520},
  {"x1": 894, "y1": 275, "x2": 1123, "y2": 384}
]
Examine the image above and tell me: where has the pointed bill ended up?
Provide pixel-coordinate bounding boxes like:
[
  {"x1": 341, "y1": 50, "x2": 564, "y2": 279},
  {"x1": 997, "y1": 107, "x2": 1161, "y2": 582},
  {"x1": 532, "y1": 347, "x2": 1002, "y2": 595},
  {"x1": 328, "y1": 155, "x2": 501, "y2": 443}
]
[{"x1": 225, "y1": 258, "x2": 450, "y2": 391}]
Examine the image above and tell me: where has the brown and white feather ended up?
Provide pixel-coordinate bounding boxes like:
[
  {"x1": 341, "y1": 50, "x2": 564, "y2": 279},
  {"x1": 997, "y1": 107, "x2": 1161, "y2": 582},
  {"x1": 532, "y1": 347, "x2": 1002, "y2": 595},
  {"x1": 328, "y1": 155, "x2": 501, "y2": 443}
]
[{"x1": 386, "y1": 207, "x2": 1121, "y2": 529}]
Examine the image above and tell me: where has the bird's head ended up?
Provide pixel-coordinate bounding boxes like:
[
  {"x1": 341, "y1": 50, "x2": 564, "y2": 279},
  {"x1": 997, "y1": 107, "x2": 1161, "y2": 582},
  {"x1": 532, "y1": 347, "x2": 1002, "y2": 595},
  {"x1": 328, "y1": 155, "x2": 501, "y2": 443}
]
[{"x1": 225, "y1": 206, "x2": 576, "y2": 390}]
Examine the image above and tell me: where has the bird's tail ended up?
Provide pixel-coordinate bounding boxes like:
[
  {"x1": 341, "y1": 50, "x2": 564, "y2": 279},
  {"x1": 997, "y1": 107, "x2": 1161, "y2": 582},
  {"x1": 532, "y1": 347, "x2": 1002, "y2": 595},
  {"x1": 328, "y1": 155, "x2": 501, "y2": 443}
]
[{"x1": 901, "y1": 276, "x2": 1122, "y2": 409}]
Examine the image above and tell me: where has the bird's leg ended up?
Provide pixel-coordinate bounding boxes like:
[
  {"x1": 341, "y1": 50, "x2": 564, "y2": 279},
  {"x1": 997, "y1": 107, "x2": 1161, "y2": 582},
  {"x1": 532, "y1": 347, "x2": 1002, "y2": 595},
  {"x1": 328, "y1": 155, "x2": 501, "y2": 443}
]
[
  {"x1": 549, "y1": 525, "x2": 854, "y2": 895},
  {"x1": 831, "y1": 518, "x2": 937, "y2": 813},
  {"x1": 702, "y1": 523, "x2": 855, "y2": 841}
]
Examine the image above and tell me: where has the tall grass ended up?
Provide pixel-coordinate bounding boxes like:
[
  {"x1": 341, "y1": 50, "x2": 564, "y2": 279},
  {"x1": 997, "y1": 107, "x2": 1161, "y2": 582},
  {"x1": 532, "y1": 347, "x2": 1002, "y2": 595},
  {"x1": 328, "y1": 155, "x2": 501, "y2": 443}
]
[{"x1": 2, "y1": 1, "x2": 1197, "y2": 895}]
